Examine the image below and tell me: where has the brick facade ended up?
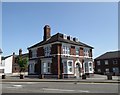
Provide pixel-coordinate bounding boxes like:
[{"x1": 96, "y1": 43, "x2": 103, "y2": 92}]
[
  {"x1": 37, "y1": 47, "x2": 44, "y2": 57},
  {"x1": 94, "y1": 51, "x2": 120, "y2": 76},
  {"x1": 28, "y1": 25, "x2": 94, "y2": 79}
]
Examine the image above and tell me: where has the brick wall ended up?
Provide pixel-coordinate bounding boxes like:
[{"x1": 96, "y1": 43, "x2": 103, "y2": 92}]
[
  {"x1": 70, "y1": 46, "x2": 75, "y2": 55},
  {"x1": 80, "y1": 47, "x2": 84, "y2": 56},
  {"x1": 37, "y1": 47, "x2": 44, "y2": 57},
  {"x1": 89, "y1": 49, "x2": 92, "y2": 57},
  {"x1": 51, "y1": 43, "x2": 62, "y2": 78},
  {"x1": 95, "y1": 58, "x2": 120, "y2": 75},
  {"x1": 29, "y1": 50, "x2": 32, "y2": 58}
]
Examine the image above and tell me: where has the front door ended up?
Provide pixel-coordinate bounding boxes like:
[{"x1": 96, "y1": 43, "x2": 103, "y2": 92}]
[{"x1": 75, "y1": 63, "x2": 81, "y2": 78}]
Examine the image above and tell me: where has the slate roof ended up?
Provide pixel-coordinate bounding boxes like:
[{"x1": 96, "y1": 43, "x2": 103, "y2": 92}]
[
  {"x1": 2, "y1": 53, "x2": 28, "y2": 60},
  {"x1": 0, "y1": 48, "x2": 2, "y2": 53},
  {"x1": 95, "y1": 50, "x2": 120, "y2": 60},
  {"x1": 28, "y1": 33, "x2": 93, "y2": 49}
]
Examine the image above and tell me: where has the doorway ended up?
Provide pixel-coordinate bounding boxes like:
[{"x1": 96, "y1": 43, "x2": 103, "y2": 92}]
[{"x1": 75, "y1": 62, "x2": 82, "y2": 78}]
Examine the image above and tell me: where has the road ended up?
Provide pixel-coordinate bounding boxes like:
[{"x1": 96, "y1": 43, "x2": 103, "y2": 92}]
[{"x1": 1, "y1": 82, "x2": 119, "y2": 93}]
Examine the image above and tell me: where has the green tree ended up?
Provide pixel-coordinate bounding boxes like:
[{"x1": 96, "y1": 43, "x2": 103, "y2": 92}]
[{"x1": 17, "y1": 56, "x2": 28, "y2": 75}]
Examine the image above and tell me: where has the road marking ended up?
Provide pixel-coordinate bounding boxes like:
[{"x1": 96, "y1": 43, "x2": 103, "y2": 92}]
[
  {"x1": 42, "y1": 88, "x2": 89, "y2": 93},
  {"x1": 6, "y1": 85, "x2": 23, "y2": 89},
  {"x1": 13, "y1": 85, "x2": 22, "y2": 87}
]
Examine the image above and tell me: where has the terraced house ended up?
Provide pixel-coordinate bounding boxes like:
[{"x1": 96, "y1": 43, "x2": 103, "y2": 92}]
[{"x1": 28, "y1": 25, "x2": 94, "y2": 79}]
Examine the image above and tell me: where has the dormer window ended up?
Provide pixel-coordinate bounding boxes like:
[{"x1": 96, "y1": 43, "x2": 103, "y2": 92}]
[
  {"x1": 76, "y1": 38, "x2": 79, "y2": 42},
  {"x1": 73, "y1": 37, "x2": 79, "y2": 42},
  {"x1": 63, "y1": 34, "x2": 67, "y2": 39},
  {"x1": 70, "y1": 36, "x2": 73, "y2": 41}
]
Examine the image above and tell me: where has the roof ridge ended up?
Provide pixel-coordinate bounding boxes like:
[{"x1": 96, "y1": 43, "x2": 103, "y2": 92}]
[
  {"x1": 106, "y1": 50, "x2": 120, "y2": 53},
  {"x1": 95, "y1": 50, "x2": 119, "y2": 59}
]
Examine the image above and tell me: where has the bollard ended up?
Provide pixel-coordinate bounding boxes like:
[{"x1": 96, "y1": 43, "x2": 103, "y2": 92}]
[
  {"x1": 20, "y1": 74, "x2": 24, "y2": 79},
  {"x1": 82, "y1": 74, "x2": 86, "y2": 79},
  {"x1": 107, "y1": 73, "x2": 112, "y2": 80},
  {"x1": 2, "y1": 75, "x2": 6, "y2": 79}
]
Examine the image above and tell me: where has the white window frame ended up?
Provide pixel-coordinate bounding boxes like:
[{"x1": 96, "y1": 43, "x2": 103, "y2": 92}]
[
  {"x1": 84, "y1": 62, "x2": 89, "y2": 73},
  {"x1": 70, "y1": 36, "x2": 73, "y2": 41},
  {"x1": 84, "y1": 48, "x2": 89, "y2": 57},
  {"x1": 62, "y1": 45, "x2": 70, "y2": 55},
  {"x1": 112, "y1": 67, "x2": 119, "y2": 73},
  {"x1": 44, "y1": 45, "x2": 51, "y2": 57},
  {"x1": 63, "y1": 61, "x2": 67, "y2": 74},
  {"x1": 63, "y1": 34, "x2": 67, "y2": 39},
  {"x1": 84, "y1": 61, "x2": 93, "y2": 73},
  {"x1": 89, "y1": 62, "x2": 93, "y2": 72},
  {"x1": 67, "y1": 60, "x2": 74, "y2": 74},
  {"x1": 105, "y1": 60, "x2": 108, "y2": 65},
  {"x1": 43, "y1": 62, "x2": 47, "y2": 73},
  {"x1": 41, "y1": 59, "x2": 52, "y2": 74},
  {"x1": 42, "y1": 62, "x2": 51, "y2": 74},
  {"x1": 32, "y1": 49, "x2": 37, "y2": 58},
  {"x1": 75, "y1": 47, "x2": 79, "y2": 56}
]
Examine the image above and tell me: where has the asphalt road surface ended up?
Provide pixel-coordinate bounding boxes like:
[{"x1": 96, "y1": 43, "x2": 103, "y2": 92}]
[{"x1": 1, "y1": 82, "x2": 119, "y2": 93}]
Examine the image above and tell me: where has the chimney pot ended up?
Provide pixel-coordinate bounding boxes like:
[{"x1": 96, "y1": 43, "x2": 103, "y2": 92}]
[{"x1": 43, "y1": 25, "x2": 51, "y2": 41}]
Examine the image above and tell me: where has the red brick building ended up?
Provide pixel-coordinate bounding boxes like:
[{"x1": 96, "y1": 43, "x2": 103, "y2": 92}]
[
  {"x1": 28, "y1": 25, "x2": 94, "y2": 79},
  {"x1": 12, "y1": 50, "x2": 28, "y2": 73},
  {"x1": 94, "y1": 51, "x2": 120, "y2": 76}
]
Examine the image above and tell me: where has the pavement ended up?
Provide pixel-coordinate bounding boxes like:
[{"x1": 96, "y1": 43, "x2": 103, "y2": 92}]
[{"x1": 1, "y1": 74, "x2": 120, "y2": 83}]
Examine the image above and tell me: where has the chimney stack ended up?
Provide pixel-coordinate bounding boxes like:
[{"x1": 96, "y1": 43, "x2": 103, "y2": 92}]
[
  {"x1": 12, "y1": 52, "x2": 15, "y2": 64},
  {"x1": 19, "y1": 49, "x2": 22, "y2": 56},
  {"x1": 43, "y1": 25, "x2": 51, "y2": 41}
]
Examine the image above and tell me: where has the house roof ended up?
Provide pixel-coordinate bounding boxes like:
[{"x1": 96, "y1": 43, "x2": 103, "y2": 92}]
[
  {"x1": 28, "y1": 33, "x2": 93, "y2": 49},
  {"x1": 0, "y1": 48, "x2": 2, "y2": 53},
  {"x1": 95, "y1": 50, "x2": 120, "y2": 60},
  {"x1": 2, "y1": 53, "x2": 28, "y2": 60},
  {"x1": 19, "y1": 53, "x2": 28, "y2": 58},
  {"x1": 2, "y1": 55, "x2": 13, "y2": 60}
]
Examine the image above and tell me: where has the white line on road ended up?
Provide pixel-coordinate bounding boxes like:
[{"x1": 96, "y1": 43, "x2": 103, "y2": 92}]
[
  {"x1": 13, "y1": 85, "x2": 22, "y2": 87},
  {"x1": 6, "y1": 85, "x2": 23, "y2": 89},
  {"x1": 42, "y1": 88, "x2": 89, "y2": 93}
]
